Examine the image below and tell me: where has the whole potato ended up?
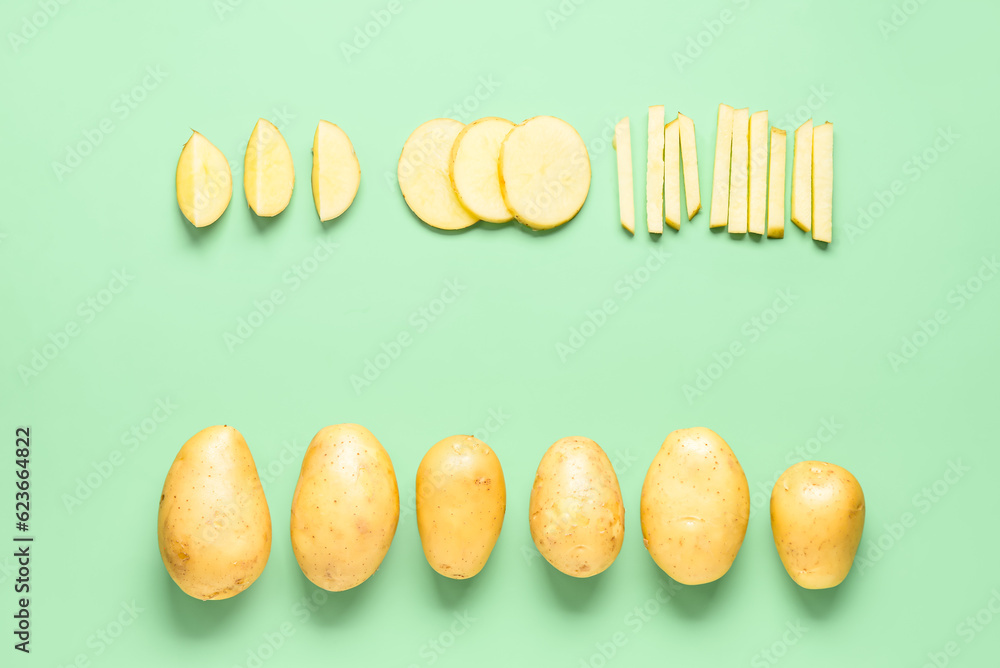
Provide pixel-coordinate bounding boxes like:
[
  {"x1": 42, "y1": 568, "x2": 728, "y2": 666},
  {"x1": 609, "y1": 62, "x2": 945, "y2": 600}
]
[
  {"x1": 416, "y1": 435, "x2": 506, "y2": 579},
  {"x1": 771, "y1": 461, "x2": 865, "y2": 589},
  {"x1": 640, "y1": 427, "x2": 749, "y2": 585},
  {"x1": 157, "y1": 425, "x2": 272, "y2": 600},
  {"x1": 290, "y1": 424, "x2": 399, "y2": 591},
  {"x1": 529, "y1": 436, "x2": 624, "y2": 577}
]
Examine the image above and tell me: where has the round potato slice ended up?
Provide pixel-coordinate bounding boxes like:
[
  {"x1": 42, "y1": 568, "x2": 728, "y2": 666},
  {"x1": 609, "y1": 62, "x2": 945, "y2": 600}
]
[
  {"x1": 449, "y1": 117, "x2": 515, "y2": 223},
  {"x1": 499, "y1": 116, "x2": 591, "y2": 230},
  {"x1": 311, "y1": 120, "x2": 360, "y2": 222},
  {"x1": 398, "y1": 119, "x2": 478, "y2": 230},
  {"x1": 176, "y1": 131, "x2": 232, "y2": 227}
]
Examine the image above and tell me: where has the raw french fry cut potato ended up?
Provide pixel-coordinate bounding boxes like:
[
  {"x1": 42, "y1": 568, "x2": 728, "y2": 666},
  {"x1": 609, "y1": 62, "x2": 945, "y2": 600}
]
[
  {"x1": 663, "y1": 118, "x2": 681, "y2": 231},
  {"x1": 677, "y1": 112, "x2": 700, "y2": 220},
  {"x1": 812, "y1": 122, "x2": 833, "y2": 243},
  {"x1": 790, "y1": 119, "x2": 813, "y2": 232},
  {"x1": 646, "y1": 105, "x2": 665, "y2": 233},
  {"x1": 747, "y1": 110, "x2": 768, "y2": 235},
  {"x1": 767, "y1": 128, "x2": 787, "y2": 239},
  {"x1": 613, "y1": 117, "x2": 635, "y2": 234},
  {"x1": 727, "y1": 108, "x2": 749, "y2": 234},
  {"x1": 709, "y1": 104, "x2": 734, "y2": 228}
]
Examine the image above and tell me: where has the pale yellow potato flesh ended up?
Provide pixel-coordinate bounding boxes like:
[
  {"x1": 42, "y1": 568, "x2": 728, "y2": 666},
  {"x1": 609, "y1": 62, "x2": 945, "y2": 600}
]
[
  {"x1": 157, "y1": 425, "x2": 271, "y2": 600},
  {"x1": 416, "y1": 435, "x2": 506, "y2": 580},
  {"x1": 747, "y1": 110, "x2": 769, "y2": 235},
  {"x1": 529, "y1": 436, "x2": 624, "y2": 578},
  {"x1": 290, "y1": 424, "x2": 399, "y2": 592},
  {"x1": 613, "y1": 117, "x2": 635, "y2": 234},
  {"x1": 398, "y1": 119, "x2": 478, "y2": 230},
  {"x1": 677, "y1": 112, "x2": 701, "y2": 220},
  {"x1": 771, "y1": 461, "x2": 864, "y2": 589},
  {"x1": 790, "y1": 119, "x2": 813, "y2": 232},
  {"x1": 448, "y1": 117, "x2": 515, "y2": 223},
  {"x1": 311, "y1": 120, "x2": 360, "y2": 222},
  {"x1": 645, "y1": 105, "x2": 665, "y2": 233},
  {"x1": 498, "y1": 115, "x2": 591, "y2": 230},
  {"x1": 663, "y1": 118, "x2": 681, "y2": 230},
  {"x1": 727, "y1": 108, "x2": 749, "y2": 233},
  {"x1": 176, "y1": 131, "x2": 232, "y2": 227},
  {"x1": 709, "y1": 104, "x2": 734, "y2": 228},
  {"x1": 767, "y1": 128, "x2": 787, "y2": 239},
  {"x1": 244, "y1": 118, "x2": 294, "y2": 217},
  {"x1": 812, "y1": 122, "x2": 834, "y2": 243},
  {"x1": 640, "y1": 427, "x2": 749, "y2": 585}
]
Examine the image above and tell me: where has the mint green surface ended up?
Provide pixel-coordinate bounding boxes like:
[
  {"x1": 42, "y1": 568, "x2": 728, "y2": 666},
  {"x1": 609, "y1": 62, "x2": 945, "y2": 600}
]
[{"x1": 3, "y1": 1, "x2": 999, "y2": 666}]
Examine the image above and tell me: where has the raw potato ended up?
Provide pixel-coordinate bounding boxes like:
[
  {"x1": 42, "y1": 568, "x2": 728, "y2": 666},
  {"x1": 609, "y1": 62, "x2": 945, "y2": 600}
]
[
  {"x1": 290, "y1": 424, "x2": 399, "y2": 592},
  {"x1": 311, "y1": 120, "x2": 360, "y2": 222},
  {"x1": 449, "y1": 117, "x2": 515, "y2": 223},
  {"x1": 790, "y1": 119, "x2": 813, "y2": 232},
  {"x1": 499, "y1": 115, "x2": 591, "y2": 230},
  {"x1": 748, "y1": 110, "x2": 769, "y2": 235},
  {"x1": 645, "y1": 105, "x2": 665, "y2": 233},
  {"x1": 529, "y1": 436, "x2": 624, "y2": 577},
  {"x1": 244, "y1": 118, "x2": 294, "y2": 217},
  {"x1": 641, "y1": 427, "x2": 749, "y2": 585},
  {"x1": 677, "y1": 112, "x2": 701, "y2": 220},
  {"x1": 709, "y1": 103, "x2": 734, "y2": 228},
  {"x1": 176, "y1": 131, "x2": 232, "y2": 227},
  {"x1": 727, "y1": 108, "x2": 749, "y2": 234},
  {"x1": 663, "y1": 118, "x2": 681, "y2": 230},
  {"x1": 812, "y1": 122, "x2": 833, "y2": 243},
  {"x1": 398, "y1": 119, "x2": 478, "y2": 230},
  {"x1": 771, "y1": 461, "x2": 864, "y2": 589},
  {"x1": 416, "y1": 435, "x2": 506, "y2": 579},
  {"x1": 613, "y1": 117, "x2": 635, "y2": 233},
  {"x1": 767, "y1": 128, "x2": 787, "y2": 239},
  {"x1": 157, "y1": 425, "x2": 271, "y2": 601}
]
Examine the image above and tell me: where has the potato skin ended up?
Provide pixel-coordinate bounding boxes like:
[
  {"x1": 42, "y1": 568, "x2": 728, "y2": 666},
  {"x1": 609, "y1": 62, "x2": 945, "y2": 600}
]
[
  {"x1": 290, "y1": 424, "x2": 399, "y2": 591},
  {"x1": 640, "y1": 427, "x2": 749, "y2": 585},
  {"x1": 157, "y1": 425, "x2": 272, "y2": 601},
  {"x1": 529, "y1": 436, "x2": 624, "y2": 577},
  {"x1": 771, "y1": 461, "x2": 865, "y2": 589},
  {"x1": 416, "y1": 435, "x2": 506, "y2": 579}
]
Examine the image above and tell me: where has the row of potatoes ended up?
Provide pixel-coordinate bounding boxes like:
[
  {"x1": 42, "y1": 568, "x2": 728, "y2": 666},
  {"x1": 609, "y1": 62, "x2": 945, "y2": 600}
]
[{"x1": 157, "y1": 424, "x2": 865, "y2": 601}]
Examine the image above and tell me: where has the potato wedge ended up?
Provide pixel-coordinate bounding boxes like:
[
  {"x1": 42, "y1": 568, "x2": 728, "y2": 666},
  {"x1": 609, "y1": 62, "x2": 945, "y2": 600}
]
[
  {"x1": 244, "y1": 118, "x2": 294, "y2": 217},
  {"x1": 498, "y1": 116, "x2": 591, "y2": 230},
  {"x1": 311, "y1": 120, "x2": 360, "y2": 222},
  {"x1": 727, "y1": 108, "x2": 749, "y2": 234},
  {"x1": 748, "y1": 110, "x2": 768, "y2": 235},
  {"x1": 398, "y1": 119, "x2": 478, "y2": 230},
  {"x1": 449, "y1": 117, "x2": 515, "y2": 223},
  {"x1": 646, "y1": 105, "x2": 665, "y2": 233},
  {"x1": 767, "y1": 127, "x2": 787, "y2": 239},
  {"x1": 663, "y1": 118, "x2": 681, "y2": 230},
  {"x1": 677, "y1": 112, "x2": 700, "y2": 220},
  {"x1": 790, "y1": 119, "x2": 813, "y2": 232},
  {"x1": 709, "y1": 104, "x2": 734, "y2": 228},
  {"x1": 613, "y1": 117, "x2": 635, "y2": 234},
  {"x1": 812, "y1": 122, "x2": 833, "y2": 243},
  {"x1": 176, "y1": 131, "x2": 232, "y2": 227}
]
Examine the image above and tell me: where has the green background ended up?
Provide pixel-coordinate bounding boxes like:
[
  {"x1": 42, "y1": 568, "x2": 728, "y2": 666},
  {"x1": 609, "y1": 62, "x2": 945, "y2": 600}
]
[{"x1": 3, "y1": 0, "x2": 998, "y2": 666}]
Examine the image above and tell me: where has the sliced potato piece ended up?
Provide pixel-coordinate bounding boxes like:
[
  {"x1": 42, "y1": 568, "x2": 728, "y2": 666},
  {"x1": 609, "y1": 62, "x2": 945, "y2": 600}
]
[
  {"x1": 244, "y1": 118, "x2": 294, "y2": 217},
  {"x1": 767, "y1": 127, "x2": 787, "y2": 239},
  {"x1": 449, "y1": 117, "x2": 515, "y2": 223},
  {"x1": 677, "y1": 112, "x2": 700, "y2": 220},
  {"x1": 727, "y1": 108, "x2": 749, "y2": 234},
  {"x1": 498, "y1": 116, "x2": 591, "y2": 230},
  {"x1": 398, "y1": 119, "x2": 478, "y2": 230},
  {"x1": 613, "y1": 117, "x2": 635, "y2": 234},
  {"x1": 663, "y1": 118, "x2": 681, "y2": 230},
  {"x1": 812, "y1": 122, "x2": 833, "y2": 243},
  {"x1": 176, "y1": 131, "x2": 232, "y2": 227},
  {"x1": 646, "y1": 105, "x2": 665, "y2": 233},
  {"x1": 790, "y1": 119, "x2": 813, "y2": 232},
  {"x1": 748, "y1": 110, "x2": 768, "y2": 235},
  {"x1": 709, "y1": 104, "x2": 734, "y2": 228},
  {"x1": 311, "y1": 120, "x2": 360, "y2": 222}
]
